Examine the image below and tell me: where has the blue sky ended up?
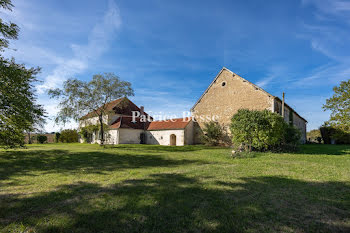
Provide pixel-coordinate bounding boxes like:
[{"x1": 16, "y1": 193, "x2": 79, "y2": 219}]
[{"x1": 2, "y1": 0, "x2": 350, "y2": 131}]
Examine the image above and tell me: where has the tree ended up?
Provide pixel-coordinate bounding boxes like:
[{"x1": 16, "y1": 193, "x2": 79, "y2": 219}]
[
  {"x1": 230, "y1": 109, "x2": 300, "y2": 152},
  {"x1": 0, "y1": 58, "x2": 45, "y2": 147},
  {"x1": 48, "y1": 73, "x2": 134, "y2": 145},
  {"x1": 201, "y1": 121, "x2": 224, "y2": 146},
  {"x1": 55, "y1": 132, "x2": 61, "y2": 143},
  {"x1": 323, "y1": 80, "x2": 350, "y2": 132},
  {"x1": 37, "y1": 135, "x2": 47, "y2": 144},
  {"x1": 0, "y1": 0, "x2": 45, "y2": 148},
  {"x1": 59, "y1": 129, "x2": 79, "y2": 143},
  {"x1": 0, "y1": 0, "x2": 19, "y2": 50}
]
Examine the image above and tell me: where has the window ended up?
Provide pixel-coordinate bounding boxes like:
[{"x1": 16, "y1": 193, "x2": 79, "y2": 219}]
[{"x1": 222, "y1": 82, "x2": 226, "y2": 87}]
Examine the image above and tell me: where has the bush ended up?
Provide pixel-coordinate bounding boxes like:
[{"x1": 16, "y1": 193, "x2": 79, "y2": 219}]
[
  {"x1": 320, "y1": 125, "x2": 350, "y2": 144},
  {"x1": 201, "y1": 121, "x2": 224, "y2": 146},
  {"x1": 230, "y1": 109, "x2": 301, "y2": 152},
  {"x1": 55, "y1": 132, "x2": 61, "y2": 143},
  {"x1": 59, "y1": 129, "x2": 79, "y2": 143},
  {"x1": 37, "y1": 135, "x2": 47, "y2": 144},
  {"x1": 319, "y1": 126, "x2": 336, "y2": 144}
]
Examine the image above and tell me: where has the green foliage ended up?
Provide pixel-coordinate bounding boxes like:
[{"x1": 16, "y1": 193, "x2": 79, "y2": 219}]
[
  {"x1": 0, "y1": 57, "x2": 45, "y2": 148},
  {"x1": 230, "y1": 109, "x2": 301, "y2": 152},
  {"x1": 79, "y1": 124, "x2": 100, "y2": 143},
  {"x1": 201, "y1": 121, "x2": 224, "y2": 146},
  {"x1": 319, "y1": 125, "x2": 336, "y2": 144},
  {"x1": 323, "y1": 80, "x2": 350, "y2": 132},
  {"x1": 37, "y1": 135, "x2": 47, "y2": 144},
  {"x1": 59, "y1": 129, "x2": 79, "y2": 143},
  {"x1": 320, "y1": 125, "x2": 350, "y2": 145},
  {"x1": 0, "y1": 0, "x2": 19, "y2": 50},
  {"x1": 307, "y1": 129, "x2": 322, "y2": 142},
  {"x1": 48, "y1": 73, "x2": 134, "y2": 145},
  {"x1": 0, "y1": 0, "x2": 45, "y2": 148},
  {"x1": 55, "y1": 132, "x2": 61, "y2": 143}
]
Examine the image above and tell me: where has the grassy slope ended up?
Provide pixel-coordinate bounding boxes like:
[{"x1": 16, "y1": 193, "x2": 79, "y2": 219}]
[{"x1": 0, "y1": 144, "x2": 349, "y2": 233}]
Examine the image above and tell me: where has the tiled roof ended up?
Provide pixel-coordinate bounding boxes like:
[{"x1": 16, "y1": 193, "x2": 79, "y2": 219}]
[
  {"x1": 81, "y1": 97, "x2": 151, "y2": 120},
  {"x1": 110, "y1": 116, "x2": 150, "y2": 130},
  {"x1": 147, "y1": 118, "x2": 192, "y2": 130}
]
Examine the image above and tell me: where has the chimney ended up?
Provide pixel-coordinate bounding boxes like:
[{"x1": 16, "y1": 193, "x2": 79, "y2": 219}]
[{"x1": 140, "y1": 106, "x2": 144, "y2": 116}]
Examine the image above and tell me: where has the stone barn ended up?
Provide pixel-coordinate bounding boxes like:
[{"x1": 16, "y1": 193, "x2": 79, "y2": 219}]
[{"x1": 191, "y1": 67, "x2": 307, "y2": 143}]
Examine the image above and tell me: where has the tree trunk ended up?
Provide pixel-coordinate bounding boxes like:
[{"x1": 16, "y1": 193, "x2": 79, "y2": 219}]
[{"x1": 99, "y1": 115, "x2": 104, "y2": 145}]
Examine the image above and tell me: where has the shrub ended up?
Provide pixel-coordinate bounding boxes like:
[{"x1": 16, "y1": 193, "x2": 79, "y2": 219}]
[
  {"x1": 55, "y1": 132, "x2": 61, "y2": 143},
  {"x1": 37, "y1": 135, "x2": 47, "y2": 144},
  {"x1": 59, "y1": 129, "x2": 79, "y2": 143},
  {"x1": 79, "y1": 125, "x2": 99, "y2": 143},
  {"x1": 201, "y1": 121, "x2": 224, "y2": 146},
  {"x1": 320, "y1": 125, "x2": 350, "y2": 144},
  {"x1": 319, "y1": 126, "x2": 335, "y2": 144},
  {"x1": 230, "y1": 109, "x2": 301, "y2": 152}
]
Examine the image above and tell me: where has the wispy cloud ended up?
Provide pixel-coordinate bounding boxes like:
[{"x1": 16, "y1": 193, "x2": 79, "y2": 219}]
[
  {"x1": 294, "y1": 0, "x2": 350, "y2": 87},
  {"x1": 36, "y1": 0, "x2": 121, "y2": 93},
  {"x1": 256, "y1": 65, "x2": 289, "y2": 88}
]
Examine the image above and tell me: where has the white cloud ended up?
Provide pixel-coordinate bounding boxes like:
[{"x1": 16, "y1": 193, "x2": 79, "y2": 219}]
[
  {"x1": 256, "y1": 65, "x2": 289, "y2": 88},
  {"x1": 295, "y1": 0, "x2": 350, "y2": 87},
  {"x1": 36, "y1": 0, "x2": 121, "y2": 93}
]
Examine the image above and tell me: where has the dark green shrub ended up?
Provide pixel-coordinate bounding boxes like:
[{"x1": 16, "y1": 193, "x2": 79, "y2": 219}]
[
  {"x1": 59, "y1": 129, "x2": 79, "y2": 143},
  {"x1": 201, "y1": 121, "x2": 224, "y2": 146},
  {"x1": 55, "y1": 132, "x2": 61, "y2": 143},
  {"x1": 319, "y1": 126, "x2": 336, "y2": 144},
  {"x1": 230, "y1": 109, "x2": 301, "y2": 152},
  {"x1": 37, "y1": 135, "x2": 47, "y2": 144}
]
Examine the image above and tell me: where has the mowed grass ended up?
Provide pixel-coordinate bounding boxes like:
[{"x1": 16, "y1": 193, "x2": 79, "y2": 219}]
[{"x1": 0, "y1": 144, "x2": 350, "y2": 233}]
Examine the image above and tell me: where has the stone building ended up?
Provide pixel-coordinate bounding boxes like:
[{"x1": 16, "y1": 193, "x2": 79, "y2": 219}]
[
  {"x1": 79, "y1": 67, "x2": 307, "y2": 145},
  {"x1": 79, "y1": 98, "x2": 193, "y2": 146},
  {"x1": 191, "y1": 67, "x2": 307, "y2": 143}
]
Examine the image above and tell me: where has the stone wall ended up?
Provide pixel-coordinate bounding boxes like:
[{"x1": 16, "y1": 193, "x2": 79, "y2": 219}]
[
  {"x1": 274, "y1": 99, "x2": 307, "y2": 143},
  {"x1": 146, "y1": 129, "x2": 185, "y2": 146},
  {"x1": 191, "y1": 68, "x2": 274, "y2": 129},
  {"x1": 119, "y1": 129, "x2": 143, "y2": 144}
]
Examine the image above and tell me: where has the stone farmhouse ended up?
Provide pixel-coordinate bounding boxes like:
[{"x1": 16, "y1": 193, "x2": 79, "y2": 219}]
[
  {"x1": 79, "y1": 98, "x2": 194, "y2": 146},
  {"x1": 79, "y1": 67, "x2": 307, "y2": 145}
]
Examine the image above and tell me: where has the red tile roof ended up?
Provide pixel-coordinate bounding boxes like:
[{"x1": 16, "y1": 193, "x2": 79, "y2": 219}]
[
  {"x1": 110, "y1": 116, "x2": 150, "y2": 130},
  {"x1": 81, "y1": 97, "x2": 151, "y2": 120},
  {"x1": 147, "y1": 118, "x2": 192, "y2": 130}
]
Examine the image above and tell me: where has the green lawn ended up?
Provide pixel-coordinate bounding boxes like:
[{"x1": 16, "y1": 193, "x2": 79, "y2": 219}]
[{"x1": 0, "y1": 144, "x2": 350, "y2": 233}]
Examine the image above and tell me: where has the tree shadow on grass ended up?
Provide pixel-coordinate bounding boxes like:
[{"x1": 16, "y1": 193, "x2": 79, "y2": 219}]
[
  {"x1": 1, "y1": 175, "x2": 349, "y2": 233},
  {"x1": 105, "y1": 144, "x2": 221, "y2": 153},
  {"x1": 295, "y1": 144, "x2": 350, "y2": 156},
  {"x1": 0, "y1": 149, "x2": 207, "y2": 180}
]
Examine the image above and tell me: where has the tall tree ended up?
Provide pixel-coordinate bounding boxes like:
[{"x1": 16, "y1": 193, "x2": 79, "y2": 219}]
[
  {"x1": 323, "y1": 80, "x2": 350, "y2": 131},
  {"x1": 48, "y1": 73, "x2": 134, "y2": 145},
  {"x1": 0, "y1": 59, "x2": 46, "y2": 147},
  {"x1": 0, "y1": 0, "x2": 19, "y2": 50},
  {"x1": 0, "y1": 0, "x2": 45, "y2": 147}
]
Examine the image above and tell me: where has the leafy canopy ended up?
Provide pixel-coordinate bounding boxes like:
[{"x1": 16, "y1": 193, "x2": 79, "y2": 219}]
[
  {"x1": 323, "y1": 80, "x2": 350, "y2": 132},
  {"x1": 0, "y1": 0, "x2": 19, "y2": 50},
  {"x1": 49, "y1": 73, "x2": 134, "y2": 123},
  {"x1": 230, "y1": 109, "x2": 300, "y2": 152},
  {"x1": 49, "y1": 73, "x2": 134, "y2": 145},
  {"x1": 0, "y1": 0, "x2": 45, "y2": 148}
]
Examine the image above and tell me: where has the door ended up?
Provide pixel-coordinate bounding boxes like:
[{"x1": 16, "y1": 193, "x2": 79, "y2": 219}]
[{"x1": 170, "y1": 134, "x2": 176, "y2": 146}]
